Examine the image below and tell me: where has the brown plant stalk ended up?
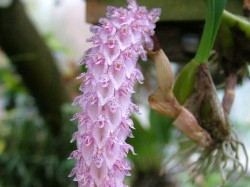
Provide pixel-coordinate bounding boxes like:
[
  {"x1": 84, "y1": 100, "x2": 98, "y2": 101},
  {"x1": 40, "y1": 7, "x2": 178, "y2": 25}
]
[{"x1": 222, "y1": 73, "x2": 238, "y2": 116}]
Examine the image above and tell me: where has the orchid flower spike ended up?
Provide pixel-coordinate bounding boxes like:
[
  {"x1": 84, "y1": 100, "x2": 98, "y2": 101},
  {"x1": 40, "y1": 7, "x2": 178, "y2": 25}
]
[{"x1": 69, "y1": 0, "x2": 160, "y2": 186}]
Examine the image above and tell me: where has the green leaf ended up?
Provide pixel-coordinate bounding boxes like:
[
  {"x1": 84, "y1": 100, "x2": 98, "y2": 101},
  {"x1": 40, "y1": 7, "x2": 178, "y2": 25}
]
[
  {"x1": 195, "y1": 0, "x2": 227, "y2": 63},
  {"x1": 128, "y1": 114, "x2": 173, "y2": 172},
  {"x1": 149, "y1": 109, "x2": 173, "y2": 144},
  {"x1": 173, "y1": 59, "x2": 199, "y2": 104}
]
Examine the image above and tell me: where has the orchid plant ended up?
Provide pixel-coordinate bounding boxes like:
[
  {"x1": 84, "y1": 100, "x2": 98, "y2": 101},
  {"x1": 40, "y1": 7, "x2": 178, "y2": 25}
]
[{"x1": 69, "y1": 0, "x2": 250, "y2": 186}]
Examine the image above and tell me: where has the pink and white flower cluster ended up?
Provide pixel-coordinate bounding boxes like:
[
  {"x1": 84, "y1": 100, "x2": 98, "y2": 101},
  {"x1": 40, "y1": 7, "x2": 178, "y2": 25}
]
[{"x1": 69, "y1": 0, "x2": 160, "y2": 186}]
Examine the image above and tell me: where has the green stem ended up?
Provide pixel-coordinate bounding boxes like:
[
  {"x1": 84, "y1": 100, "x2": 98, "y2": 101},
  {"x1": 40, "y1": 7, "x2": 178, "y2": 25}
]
[
  {"x1": 222, "y1": 10, "x2": 250, "y2": 37},
  {"x1": 195, "y1": 0, "x2": 227, "y2": 63}
]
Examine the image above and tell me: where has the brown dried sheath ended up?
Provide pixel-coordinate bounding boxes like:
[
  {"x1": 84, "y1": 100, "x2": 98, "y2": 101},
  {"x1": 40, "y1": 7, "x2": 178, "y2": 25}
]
[{"x1": 148, "y1": 50, "x2": 212, "y2": 147}]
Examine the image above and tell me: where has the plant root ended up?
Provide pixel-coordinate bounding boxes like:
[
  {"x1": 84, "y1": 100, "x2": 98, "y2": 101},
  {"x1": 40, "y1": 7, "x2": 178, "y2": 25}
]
[{"x1": 163, "y1": 130, "x2": 248, "y2": 186}]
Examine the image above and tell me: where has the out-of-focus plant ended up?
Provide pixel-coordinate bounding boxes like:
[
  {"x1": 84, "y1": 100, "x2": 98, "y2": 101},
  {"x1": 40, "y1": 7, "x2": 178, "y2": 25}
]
[
  {"x1": 126, "y1": 111, "x2": 176, "y2": 187},
  {"x1": 0, "y1": 59, "x2": 76, "y2": 187}
]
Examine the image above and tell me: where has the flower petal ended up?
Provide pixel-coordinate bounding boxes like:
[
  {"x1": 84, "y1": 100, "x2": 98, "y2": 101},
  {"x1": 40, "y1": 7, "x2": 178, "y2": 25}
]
[
  {"x1": 103, "y1": 39, "x2": 120, "y2": 65},
  {"x1": 87, "y1": 100, "x2": 100, "y2": 122},
  {"x1": 104, "y1": 139, "x2": 120, "y2": 169},
  {"x1": 92, "y1": 61, "x2": 106, "y2": 81},
  {"x1": 78, "y1": 134, "x2": 95, "y2": 166},
  {"x1": 109, "y1": 60, "x2": 126, "y2": 90},
  {"x1": 96, "y1": 81, "x2": 114, "y2": 106},
  {"x1": 117, "y1": 89, "x2": 131, "y2": 116},
  {"x1": 92, "y1": 116, "x2": 110, "y2": 148},
  {"x1": 90, "y1": 163, "x2": 108, "y2": 186},
  {"x1": 106, "y1": 106, "x2": 122, "y2": 132}
]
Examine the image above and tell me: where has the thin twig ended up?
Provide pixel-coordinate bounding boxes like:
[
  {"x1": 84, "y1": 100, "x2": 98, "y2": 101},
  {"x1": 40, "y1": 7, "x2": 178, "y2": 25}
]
[{"x1": 222, "y1": 73, "x2": 238, "y2": 115}]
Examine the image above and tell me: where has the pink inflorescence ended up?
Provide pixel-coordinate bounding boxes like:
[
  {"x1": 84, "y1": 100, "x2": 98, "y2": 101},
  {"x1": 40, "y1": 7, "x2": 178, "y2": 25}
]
[{"x1": 69, "y1": 0, "x2": 160, "y2": 186}]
